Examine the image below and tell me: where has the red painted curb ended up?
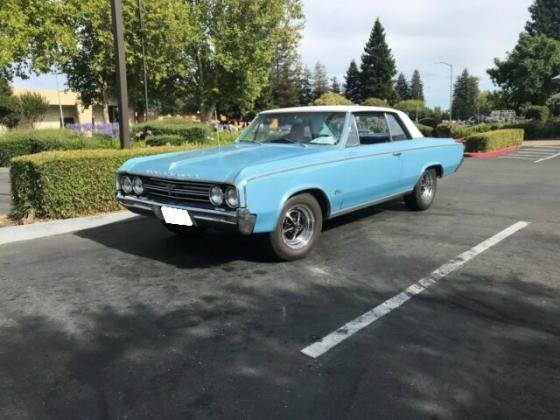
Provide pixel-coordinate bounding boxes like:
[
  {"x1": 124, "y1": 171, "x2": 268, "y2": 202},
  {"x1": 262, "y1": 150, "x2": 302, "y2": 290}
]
[{"x1": 464, "y1": 145, "x2": 521, "y2": 159}]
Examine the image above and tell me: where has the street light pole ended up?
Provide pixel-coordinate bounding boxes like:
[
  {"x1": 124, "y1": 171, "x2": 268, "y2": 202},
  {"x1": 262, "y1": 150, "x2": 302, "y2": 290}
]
[
  {"x1": 137, "y1": 0, "x2": 149, "y2": 121},
  {"x1": 436, "y1": 61, "x2": 453, "y2": 122},
  {"x1": 110, "y1": 0, "x2": 130, "y2": 149}
]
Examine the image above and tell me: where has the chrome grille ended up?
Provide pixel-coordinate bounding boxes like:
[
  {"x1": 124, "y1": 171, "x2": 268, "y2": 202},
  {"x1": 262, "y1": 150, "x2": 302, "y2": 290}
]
[{"x1": 142, "y1": 177, "x2": 212, "y2": 205}]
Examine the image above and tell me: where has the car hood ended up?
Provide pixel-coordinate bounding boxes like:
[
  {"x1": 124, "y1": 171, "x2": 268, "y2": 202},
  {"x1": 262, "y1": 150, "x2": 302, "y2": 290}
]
[{"x1": 120, "y1": 143, "x2": 327, "y2": 184}]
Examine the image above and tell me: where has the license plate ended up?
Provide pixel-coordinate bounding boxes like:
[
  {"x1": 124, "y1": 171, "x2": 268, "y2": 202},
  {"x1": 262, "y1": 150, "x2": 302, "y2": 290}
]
[{"x1": 161, "y1": 206, "x2": 193, "y2": 226}]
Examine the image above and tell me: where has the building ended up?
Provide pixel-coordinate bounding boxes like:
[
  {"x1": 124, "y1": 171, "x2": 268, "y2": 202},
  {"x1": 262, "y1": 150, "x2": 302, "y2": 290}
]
[{"x1": 11, "y1": 87, "x2": 132, "y2": 129}]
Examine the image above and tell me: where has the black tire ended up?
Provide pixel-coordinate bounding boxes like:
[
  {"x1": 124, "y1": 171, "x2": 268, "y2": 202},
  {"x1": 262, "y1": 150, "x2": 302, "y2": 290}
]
[
  {"x1": 269, "y1": 193, "x2": 323, "y2": 261},
  {"x1": 162, "y1": 222, "x2": 206, "y2": 236},
  {"x1": 404, "y1": 168, "x2": 438, "y2": 211}
]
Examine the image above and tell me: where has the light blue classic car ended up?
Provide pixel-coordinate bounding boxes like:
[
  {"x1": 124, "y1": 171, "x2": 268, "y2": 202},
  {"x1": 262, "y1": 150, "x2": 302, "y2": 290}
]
[{"x1": 116, "y1": 106, "x2": 463, "y2": 260}]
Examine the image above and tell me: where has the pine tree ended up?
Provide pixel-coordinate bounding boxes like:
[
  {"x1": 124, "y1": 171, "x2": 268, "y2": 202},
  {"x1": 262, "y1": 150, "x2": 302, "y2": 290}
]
[
  {"x1": 344, "y1": 59, "x2": 362, "y2": 103},
  {"x1": 330, "y1": 77, "x2": 341, "y2": 94},
  {"x1": 299, "y1": 67, "x2": 314, "y2": 105},
  {"x1": 451, "y1": 69, "x2": 480, "y2": 120},
  {"x1": 525, "y1": 0, "x2": 560, "y2": 41},
  {"x1": 395, "y1": 72, "x2": 409, "y2": 101},
  {"x1": 359, "y1": 18, "x2": 396, "y2": 101},
  {"x1": 409, "y1": 69, "x2": 424, "y2": 101},
  {"x1": 269, "y1": 43, "x2": 302, "y2": 108},
  {"x1": 312, "y1": 61, "x2": 329, "y2": 100}
]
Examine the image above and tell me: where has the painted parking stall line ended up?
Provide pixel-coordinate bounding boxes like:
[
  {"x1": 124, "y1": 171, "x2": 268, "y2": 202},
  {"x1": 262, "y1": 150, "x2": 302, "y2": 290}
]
[
  {"x1": 301, "y1": 221, "x2": 530, "y2": 359},
  {"x1": 498, "y1": 146, "x2": 560, "y2": 162}
]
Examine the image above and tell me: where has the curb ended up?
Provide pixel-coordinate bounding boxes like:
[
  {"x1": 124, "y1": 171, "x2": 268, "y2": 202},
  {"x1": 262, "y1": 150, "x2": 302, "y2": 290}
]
[
  {"x1": 0, "y1": 212, "x2": 138, "y2": 246},
  {"x1": 464, "y1": 145, "x2": 521, "y2": 159}
]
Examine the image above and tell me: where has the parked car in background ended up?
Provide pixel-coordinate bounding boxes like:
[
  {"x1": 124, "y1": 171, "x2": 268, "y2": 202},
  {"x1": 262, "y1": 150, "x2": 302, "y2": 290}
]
[{"x1": 116, "y1": 106, "x2": 464, "y2": 260}]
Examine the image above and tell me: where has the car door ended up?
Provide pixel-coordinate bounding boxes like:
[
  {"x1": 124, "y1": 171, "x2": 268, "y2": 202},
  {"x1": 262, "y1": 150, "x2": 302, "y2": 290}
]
[
  {"x1": 337, "y1": 112, "x2": 403, "y2": 211},
  {"x1": 384, "y1": 112, "x2": 418, "y2": 191}
]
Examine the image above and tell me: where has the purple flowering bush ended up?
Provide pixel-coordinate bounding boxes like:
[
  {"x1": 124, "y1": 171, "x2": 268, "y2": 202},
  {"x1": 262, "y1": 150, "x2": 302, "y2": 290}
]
[{"x1": 68, "y1": 122, "x2": 120, "y2": 139}]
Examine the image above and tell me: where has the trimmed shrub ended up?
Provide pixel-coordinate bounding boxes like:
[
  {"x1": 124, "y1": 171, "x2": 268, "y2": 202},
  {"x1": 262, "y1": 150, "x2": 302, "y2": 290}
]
[
  {"x1": 145, "y1": 134, "x2": 186, "y2": 146},
  {"x1": 525, "y1": 105, "x2": 550, "y2": 122},
  {"x1": 419, "y1": 117, "x2": 439, "y2": 128},
  {"x1": 0, "y1": 129, "x2": 116, "y2": 166},
  {"x1": 10, "y1": 145, "x2": 205, "y2": 220},
  {"x1": 415, "y1": 123, "x2": 434, "y2": 137},
  {"x1": 435, "y1": 123, "x2": 497, "y2": 139},
  {"x1": 362, "y1": 97, "x2": 389, "y2": 107},
  {"x1": 464, "y1": 129, "x2": 524, "y2": 153},
  {"x1": 313, "y1": 92, "x2": 353, "y2": 105},
  {"x1": 132, "y1": 119, "x2": 212, "y2": 143}
]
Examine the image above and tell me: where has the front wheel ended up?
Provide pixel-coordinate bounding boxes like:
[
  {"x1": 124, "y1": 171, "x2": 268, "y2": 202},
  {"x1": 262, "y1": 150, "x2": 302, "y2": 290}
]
[
  {"x1": 269, "y1": 193, "x2": 323, "y2": 261},
  {"x1": 404, "y1": 168, "x2": 438, "y2": 211}
]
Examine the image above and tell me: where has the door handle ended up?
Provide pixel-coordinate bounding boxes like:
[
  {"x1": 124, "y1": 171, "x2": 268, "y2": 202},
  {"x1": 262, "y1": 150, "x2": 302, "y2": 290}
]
[{"x1": 393, "y1": 152, "x2": 402, "y2": 156}]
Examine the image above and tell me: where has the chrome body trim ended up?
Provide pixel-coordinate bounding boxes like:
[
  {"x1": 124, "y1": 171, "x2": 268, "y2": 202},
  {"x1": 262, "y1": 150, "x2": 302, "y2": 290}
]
[
  {"x1": 116, "y1": 193, "x2": 238, "y2": 225},
  {"x1": 328, "y1": 190, "x2": 411, "y2": 218}
]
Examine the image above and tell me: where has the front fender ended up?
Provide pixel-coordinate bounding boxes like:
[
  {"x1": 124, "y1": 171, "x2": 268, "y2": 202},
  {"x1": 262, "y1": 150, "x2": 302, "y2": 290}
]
[{"x1": 244, "y1": 176, "x2": 333, "y2": 233}]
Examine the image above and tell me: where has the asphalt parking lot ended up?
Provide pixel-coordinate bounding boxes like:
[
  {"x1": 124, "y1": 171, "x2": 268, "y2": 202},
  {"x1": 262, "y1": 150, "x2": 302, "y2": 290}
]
[{"x1": 0, "y1": 155, "x2": 559, "y2": 419}]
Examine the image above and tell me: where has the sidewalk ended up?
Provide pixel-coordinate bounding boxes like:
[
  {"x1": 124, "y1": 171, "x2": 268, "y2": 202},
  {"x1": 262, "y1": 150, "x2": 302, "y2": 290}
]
[{"x1": 0, "y1": 168, "x2": 9, "y2": 215}]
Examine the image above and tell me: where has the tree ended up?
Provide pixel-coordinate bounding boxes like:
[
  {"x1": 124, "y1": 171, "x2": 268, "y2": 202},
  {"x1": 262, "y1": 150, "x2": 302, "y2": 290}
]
[
  {"x1": 330, "y1": 77, "x2": 341, "y2": 94},
  {"x1": 525, "y1": 0, "x2": 560, "y2": 40},
  {"x1": 476, "y1": 91, "x2": 491, "y2": 115},
  {"x1": 394, "y1": 99, "x2": 425, "y2": 121},
  {"x1": 488, "y1": 34, "x2": 560, "y2": 108},
  {"x1": 0, "y1": 82, "x2": 21, "y2": 128},
  {"x1": 298, "y1": 67, "x2": 314, "y2": 105},
  {"x1": 409, "y1": 69, "x2": 424, "y2": 101},
  {"x1": 19, "y1": 92, "x2": 50, "y2": 127},
  {"x1": 312, "y1": 61, "x2": 329, "y2": 100},
  {"x1": 313, "y1": 92, "x2": 352, "y2": 106},
  {"x1": 395, "y1": 72, "x2": 409, "y2": 101},
  {"x1": 452, "y1": 69, "x2": 479, "y2": 120},
  {"x1": 359, "y1": 18, "x2": 396, "y2": 101},
  {"x1": 268, "y1": 41, "x2": 303, "y2": 108},
  {"x1": 344, "y1": 60, "x2": 362, "y2": 103}
]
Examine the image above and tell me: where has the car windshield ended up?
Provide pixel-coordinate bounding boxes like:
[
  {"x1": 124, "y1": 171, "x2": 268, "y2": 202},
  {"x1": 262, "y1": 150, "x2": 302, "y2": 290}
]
[{"x1": 236, "y1": 112, "x2": 346, "y2": 145}]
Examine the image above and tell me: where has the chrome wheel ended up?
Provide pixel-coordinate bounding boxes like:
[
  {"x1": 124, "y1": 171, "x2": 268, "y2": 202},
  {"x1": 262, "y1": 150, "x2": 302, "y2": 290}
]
[
  {"x1": 281, "y1": 204, "x2": 315, "y2": 250},
  {"x1": 420, "y1": 171, "x2": 435, "y2": 200}
]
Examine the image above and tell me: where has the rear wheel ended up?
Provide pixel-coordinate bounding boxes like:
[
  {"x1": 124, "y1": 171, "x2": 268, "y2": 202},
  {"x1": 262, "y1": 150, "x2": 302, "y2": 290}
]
[
  {"x1": 404, "y1": 168, "x2": 437, "y2": 211},
  {"x1": 269, "y1": 193, "x2": 322, "y2": 261}
]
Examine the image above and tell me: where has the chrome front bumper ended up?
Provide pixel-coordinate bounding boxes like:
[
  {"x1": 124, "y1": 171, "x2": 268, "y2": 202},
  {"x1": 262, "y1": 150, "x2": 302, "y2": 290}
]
[{"x1": 116, "y1": 193, "x2": 256, "y2": 234}]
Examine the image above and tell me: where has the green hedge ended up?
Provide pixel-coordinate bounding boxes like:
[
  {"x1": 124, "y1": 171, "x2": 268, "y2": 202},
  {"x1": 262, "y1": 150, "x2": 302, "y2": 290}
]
[
  {"x1": 415, "y1": 123, "x2": 434, "y2": 137},
  {"x1": 503, "y1": 118, "x2": 560, "y2": 140},
  {"x1": 145, "y1": 134, "x2": 186, "y2": 146},
  {"x1": 10, "y1": 145, "x2": 205, "y2": 220},
  {"x1": 132, "y1": 119, "x2": 212, "y2": 143},
  {"x1": 0, "y1": 129, "x2": 116, "y2": 166},
  {"x1": 435, "y1": 123, "x2": 498, "y2": 139},
  {"x1": 464, "y1": 129, "x2": 524, "y2": 152}
]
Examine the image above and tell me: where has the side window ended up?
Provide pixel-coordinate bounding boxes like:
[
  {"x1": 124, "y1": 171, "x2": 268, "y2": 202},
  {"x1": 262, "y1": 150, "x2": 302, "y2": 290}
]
[
  {"x1": 346, "y1": 116, "x2": 360, "y2": 147},
  {"x1": 385, "y1": 113, "x2": 410, "y2": 141},
  {"x1": 353, "y1": 112, "x2": 390, "y2": 145}
]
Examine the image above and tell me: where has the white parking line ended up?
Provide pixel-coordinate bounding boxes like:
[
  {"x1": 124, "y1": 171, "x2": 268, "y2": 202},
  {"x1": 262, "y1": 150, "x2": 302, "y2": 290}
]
[
  {"x1": 535, "y1": 151, "x2": 560, "y2": 163},
  {"x1": 301, "y1": 221, "x2": 530, "y2": 359}
]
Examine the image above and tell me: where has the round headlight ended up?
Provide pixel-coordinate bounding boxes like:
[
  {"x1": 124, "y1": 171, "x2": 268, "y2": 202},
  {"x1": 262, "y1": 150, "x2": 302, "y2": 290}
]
[
  {"x1": 132, "y1": 176, "x2": 144, "y2": 195},
  {"x1": 209, "y1": 185, "x2": 224, "y2": 206},
  {"x1": 225, "y1": 187, "x2": 239, "y2": 208},
  {"x1": 121, "y1": 176, "x2": 133, "y2": 194}
]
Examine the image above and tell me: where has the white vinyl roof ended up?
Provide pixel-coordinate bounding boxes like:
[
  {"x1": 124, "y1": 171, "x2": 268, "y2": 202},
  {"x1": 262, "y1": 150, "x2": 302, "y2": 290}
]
[
  {"x1": 260, "y1": 105, "x2": 395, "y2": 114},
  {"x1": 259, "y1": 105, "x2": 424, "y2": 139}
]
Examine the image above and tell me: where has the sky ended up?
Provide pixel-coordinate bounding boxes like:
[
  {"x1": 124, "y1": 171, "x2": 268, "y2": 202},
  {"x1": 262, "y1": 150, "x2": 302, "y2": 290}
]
[{"x1": 14, "y1": 0, "x2": 534, "y2": 109}]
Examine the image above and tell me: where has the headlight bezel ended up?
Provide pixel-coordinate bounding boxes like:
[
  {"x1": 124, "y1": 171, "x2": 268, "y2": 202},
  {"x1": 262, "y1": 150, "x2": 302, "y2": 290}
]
[
  {"x1": 225, "y1": 187, "x2": 239, "y2": 208},
  {"x1": 121, "y1": 175, "x2": 133, "y2": 194},
  {"x1": 132, "y1": 176, "x2": 144, "y2": 195},
  {"x1": 209, "y1": 185, "x2": 224, "y2": 206}
]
